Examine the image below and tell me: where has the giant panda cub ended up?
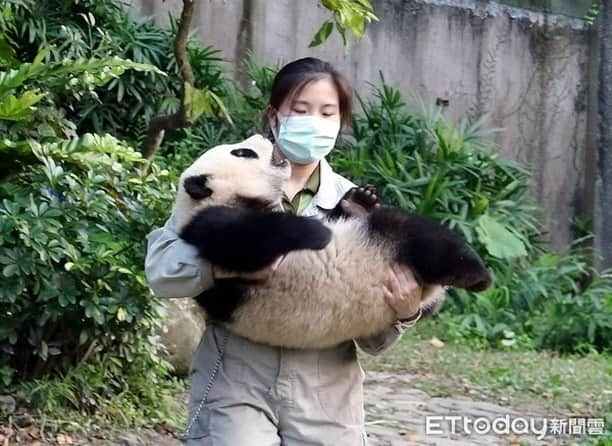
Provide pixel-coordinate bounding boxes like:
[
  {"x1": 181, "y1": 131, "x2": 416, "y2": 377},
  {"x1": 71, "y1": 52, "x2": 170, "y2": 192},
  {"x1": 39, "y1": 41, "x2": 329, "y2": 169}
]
[{"x1": 173, "y1": 134, "x2": 493, "y2": 349}]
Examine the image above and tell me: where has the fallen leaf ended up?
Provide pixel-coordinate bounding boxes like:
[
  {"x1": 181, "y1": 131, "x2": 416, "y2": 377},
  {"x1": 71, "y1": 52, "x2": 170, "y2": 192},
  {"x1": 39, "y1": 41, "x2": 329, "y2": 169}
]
[
  {"x1": 56, "y1": 433, "x2": 74, "y2": 445},
  {"x1": 429, "y1": 337, "x2": 444, "y2": 348}
]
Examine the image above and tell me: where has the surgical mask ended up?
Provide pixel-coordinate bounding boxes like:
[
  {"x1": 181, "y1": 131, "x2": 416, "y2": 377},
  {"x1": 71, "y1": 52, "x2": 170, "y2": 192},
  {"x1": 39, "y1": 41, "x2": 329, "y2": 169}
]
[{"x1": 272, "y1": 114, "x2": 340, "y2": 164}]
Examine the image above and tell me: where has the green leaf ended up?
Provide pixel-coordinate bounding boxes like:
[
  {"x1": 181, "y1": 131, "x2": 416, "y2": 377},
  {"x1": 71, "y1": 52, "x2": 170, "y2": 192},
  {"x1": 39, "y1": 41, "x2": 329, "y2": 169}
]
[
  {"x1": 321, "y1": 0, "x2": 341, "y2": 9},
  {"x1": 40, "y1": 340, "x2": 48, "y2": 361},
  {"x1": 79, "y1": 330, "x2": 88, "y2": 345},
  {"x1": 335, "y1": 21, "x2": 347, "y2": 47},
  {"x1": 184, "y1": 83, "x2": 233, "y2": 124},
  {"x1": 184, "y1": 82, "x2": 212, "y2": 120},
  {"x1": 0, "y1": 38, "x2": 18, "y2": 68},
  {"x1": 309, "y1": 21, "x2": 334, "y2": 47},
  {"x1": 476, "y1": 215, "x2": 527, "y2": 259},
  {"x1": 2, "y1": 264, "x2": 17, "y2": 277},
  {"x1": 0, "y1": 90, "x2": 46, "y2": 121}
]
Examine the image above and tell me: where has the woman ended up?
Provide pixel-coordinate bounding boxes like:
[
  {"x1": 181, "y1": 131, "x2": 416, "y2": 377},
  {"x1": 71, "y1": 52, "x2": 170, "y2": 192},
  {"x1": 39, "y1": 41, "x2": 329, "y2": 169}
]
[{"x1": 145, "y1": 57, "x2": 424, "y2": 445}]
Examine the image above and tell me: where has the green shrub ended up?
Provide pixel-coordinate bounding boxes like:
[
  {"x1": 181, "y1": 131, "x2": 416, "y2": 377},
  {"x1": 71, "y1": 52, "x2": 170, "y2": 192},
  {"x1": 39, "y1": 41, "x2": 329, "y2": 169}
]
[
  {"x1": 0, "y1": 133, "x2": 177, "y2": 380},
  {"x1": 6, "y1": 0, "x2": 227, "y2": 137},
  {"x1": 0, "y1": 48, "x2": 162, "y2": 177},
  {"x1": 17, "y1": 351, "x2": 185, "y2": 431},
  {"x1": 440, "y1": 247, "x2": 612, "y2": 353},
  {"x1": 0, "y1": 3, "x2": 186, "y2": 426},
  {"x1": 529, "y1": 256, "x2": 612, "y2": 353}
]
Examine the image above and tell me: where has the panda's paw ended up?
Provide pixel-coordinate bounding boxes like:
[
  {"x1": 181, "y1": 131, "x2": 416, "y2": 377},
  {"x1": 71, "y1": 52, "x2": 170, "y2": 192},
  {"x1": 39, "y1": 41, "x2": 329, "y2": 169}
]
[
  {"x1": 347, "y1": 184, "x2": 380, "y2": 212},
  {"x1": 331, "y1": 185, "x2": 381, "y2": 220}
]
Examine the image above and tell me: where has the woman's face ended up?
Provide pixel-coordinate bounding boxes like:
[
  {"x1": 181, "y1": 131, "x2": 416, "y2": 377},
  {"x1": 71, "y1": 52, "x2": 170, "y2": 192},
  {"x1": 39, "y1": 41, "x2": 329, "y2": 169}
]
[{"x1": 271, "y1": 77, "x2": 341, "y2": 132}]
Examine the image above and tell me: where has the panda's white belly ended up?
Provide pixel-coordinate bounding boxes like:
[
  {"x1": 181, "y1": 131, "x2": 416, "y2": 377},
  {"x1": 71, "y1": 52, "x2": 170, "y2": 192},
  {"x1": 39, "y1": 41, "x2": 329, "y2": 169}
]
[{"x1": 226, "y1": 219, "x2": 398, "y2": 348}]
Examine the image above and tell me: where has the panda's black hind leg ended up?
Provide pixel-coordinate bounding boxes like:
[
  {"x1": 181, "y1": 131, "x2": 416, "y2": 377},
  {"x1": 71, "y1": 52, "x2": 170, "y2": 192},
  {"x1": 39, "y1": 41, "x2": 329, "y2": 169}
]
[
  {"x1": 195, "y1": 280, "x2": 249, "y2": 322},
  {"x1": 180, "y1": 205, "x2": 332, "y2": 272},
  {"x1": 328, "y1": 185, "x2": 381, "y2": 220},
  {"x1": 368, "y1": 207, "x2": 493, "y2": 292}
]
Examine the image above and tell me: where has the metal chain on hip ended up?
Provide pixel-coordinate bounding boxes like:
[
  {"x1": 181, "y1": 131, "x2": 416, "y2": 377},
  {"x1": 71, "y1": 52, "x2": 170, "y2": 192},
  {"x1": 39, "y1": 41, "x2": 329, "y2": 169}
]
[{"x1": 182, "y1": 329, "x2": 230, "y2": 439}]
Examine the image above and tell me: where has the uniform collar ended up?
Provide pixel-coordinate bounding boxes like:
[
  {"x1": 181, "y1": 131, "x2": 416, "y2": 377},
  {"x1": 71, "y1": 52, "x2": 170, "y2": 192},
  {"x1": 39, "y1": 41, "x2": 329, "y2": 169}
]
[
  {"x1": 310, "y1": 158, "x2": 340, "y2": 210},
  {"x1": 303, "y1": 163, "x2": 320, "y2": 194}
]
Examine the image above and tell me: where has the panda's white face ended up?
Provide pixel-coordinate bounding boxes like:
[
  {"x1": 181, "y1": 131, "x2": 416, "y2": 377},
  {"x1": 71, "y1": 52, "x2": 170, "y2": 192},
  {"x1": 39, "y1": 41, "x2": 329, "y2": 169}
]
[{"x1": 174, "y1": 134, "x2": 290, "y2": 231}]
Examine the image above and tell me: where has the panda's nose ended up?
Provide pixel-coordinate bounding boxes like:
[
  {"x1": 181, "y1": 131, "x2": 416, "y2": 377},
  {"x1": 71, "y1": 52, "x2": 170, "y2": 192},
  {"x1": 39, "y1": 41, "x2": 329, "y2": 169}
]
[
  {"x1": 270, "y1": 150, "x2": 288, "y2": 168},
  {"x1": 272, "y1": 158, "x2": 288, "y2": 168}
]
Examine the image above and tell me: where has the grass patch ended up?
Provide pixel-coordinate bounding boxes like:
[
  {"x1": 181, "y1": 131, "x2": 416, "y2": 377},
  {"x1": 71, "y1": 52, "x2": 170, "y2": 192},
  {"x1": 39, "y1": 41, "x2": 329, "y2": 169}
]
[
  {"x1": 360, "y1": 319, "x2": 612, "y2": 419},
  {"x1": 1, "y1": 356, "x2": 188, "y2": 440}
]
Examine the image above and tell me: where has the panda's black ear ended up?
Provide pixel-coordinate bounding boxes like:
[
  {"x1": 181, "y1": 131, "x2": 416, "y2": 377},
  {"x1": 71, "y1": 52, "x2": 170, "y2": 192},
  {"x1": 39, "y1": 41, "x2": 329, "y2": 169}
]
[{"x1": 184, "y1": 174, "x2": 213, "y2": 199}]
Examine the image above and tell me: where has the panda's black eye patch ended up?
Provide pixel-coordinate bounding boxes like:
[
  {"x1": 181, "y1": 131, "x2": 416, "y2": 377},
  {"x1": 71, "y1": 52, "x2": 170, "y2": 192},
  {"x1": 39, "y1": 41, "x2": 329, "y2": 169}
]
[
  {"x1": 184, "y1": 174, "x2": 213, "y2": 199},
  {"x1": 231, "y1": 148, "x2": 259, "y2": 159}
]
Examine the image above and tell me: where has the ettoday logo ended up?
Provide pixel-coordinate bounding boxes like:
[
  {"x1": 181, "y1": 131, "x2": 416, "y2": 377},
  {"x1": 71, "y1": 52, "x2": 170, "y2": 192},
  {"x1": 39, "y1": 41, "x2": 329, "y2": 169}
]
[{"x1": 425, "y1": 415, "x2": 605, "y2": 440}]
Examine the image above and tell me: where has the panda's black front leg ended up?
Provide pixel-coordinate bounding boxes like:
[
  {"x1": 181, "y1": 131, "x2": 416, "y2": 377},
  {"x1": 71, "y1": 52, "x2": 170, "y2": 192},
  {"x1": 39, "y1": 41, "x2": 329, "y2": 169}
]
[
  {"x1": 180, "y1": 205, "x2": 332, "y2": 272},
  {"x1": 368, "y1": 208, "x2": 493, "y2": 292}
]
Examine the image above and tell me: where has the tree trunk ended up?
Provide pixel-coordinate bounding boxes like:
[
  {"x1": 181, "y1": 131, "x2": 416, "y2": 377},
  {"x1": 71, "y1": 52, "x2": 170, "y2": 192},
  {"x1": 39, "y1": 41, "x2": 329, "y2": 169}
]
[
  {"x1": 141, "y1": 0, "x2": 196, "y2": 161},
  {"x1": 597, "y1": 0, "x2": 612, "y2": 269}
]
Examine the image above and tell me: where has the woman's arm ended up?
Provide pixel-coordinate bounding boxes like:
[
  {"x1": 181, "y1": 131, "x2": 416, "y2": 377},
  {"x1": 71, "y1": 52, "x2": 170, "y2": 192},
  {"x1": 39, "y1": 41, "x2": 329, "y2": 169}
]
[
  {"x1": 145, "y1": 213, "x2": 215, "y2": 298},
  {"x1": 356, "y1": 264, "x2": 430, "y2": 356}
]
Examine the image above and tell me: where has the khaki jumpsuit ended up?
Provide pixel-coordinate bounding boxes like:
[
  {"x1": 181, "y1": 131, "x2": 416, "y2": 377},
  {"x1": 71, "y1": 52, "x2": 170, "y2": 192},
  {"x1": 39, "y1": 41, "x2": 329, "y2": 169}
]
[{"x1": 145, "y1": 159, "x2": 409, "y2": 445}]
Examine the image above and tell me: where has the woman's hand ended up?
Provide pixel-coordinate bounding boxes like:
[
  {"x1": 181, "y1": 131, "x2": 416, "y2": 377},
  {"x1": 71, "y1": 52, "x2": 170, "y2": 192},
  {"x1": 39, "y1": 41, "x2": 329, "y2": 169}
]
[
  {"x1": 213, "y1": 256, "x2": 284, "y2": 281},
  {"x1": 383, "y1": 263, "x2": 422, "y2": 320}
]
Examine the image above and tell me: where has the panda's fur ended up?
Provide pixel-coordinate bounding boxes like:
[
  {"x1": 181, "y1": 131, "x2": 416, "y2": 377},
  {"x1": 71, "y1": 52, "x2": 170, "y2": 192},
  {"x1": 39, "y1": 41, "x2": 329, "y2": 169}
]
[{"x1": 173, "y1": 135, "x2": 493, "y2": 349}]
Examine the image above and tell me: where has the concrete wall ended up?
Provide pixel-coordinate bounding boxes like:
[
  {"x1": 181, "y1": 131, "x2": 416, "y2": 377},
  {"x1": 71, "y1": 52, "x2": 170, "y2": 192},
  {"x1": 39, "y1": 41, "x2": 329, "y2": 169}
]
[{"x1": 127, "y1": 0, "x2": 594, "y2": 251}]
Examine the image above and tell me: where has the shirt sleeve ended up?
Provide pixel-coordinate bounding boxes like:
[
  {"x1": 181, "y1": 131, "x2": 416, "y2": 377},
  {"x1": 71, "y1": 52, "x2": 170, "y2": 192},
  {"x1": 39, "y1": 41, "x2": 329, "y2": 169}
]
[
  {"x1": 144, "y1": 212, "x2": 214, "y2": 298},
  {"x1": 354, "y1": 323, "x2": 408, "y2": 356}
]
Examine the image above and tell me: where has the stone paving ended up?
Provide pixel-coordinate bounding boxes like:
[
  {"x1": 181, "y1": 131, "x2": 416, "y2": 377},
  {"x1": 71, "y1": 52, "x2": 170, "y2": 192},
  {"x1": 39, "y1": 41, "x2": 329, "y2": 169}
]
[
  {"x1": 362, "y1": 372, "x2": 568, "y2": 446},
  {"x1": 78, "y1": 371, "x2": 574, "y2": 445}
]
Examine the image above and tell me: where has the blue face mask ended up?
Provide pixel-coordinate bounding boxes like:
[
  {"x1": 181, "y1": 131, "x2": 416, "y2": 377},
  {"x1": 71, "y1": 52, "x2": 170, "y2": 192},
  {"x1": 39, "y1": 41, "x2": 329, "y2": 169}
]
[{"x1": 274, "y1": 114, "x2": 340, "y2": 164}]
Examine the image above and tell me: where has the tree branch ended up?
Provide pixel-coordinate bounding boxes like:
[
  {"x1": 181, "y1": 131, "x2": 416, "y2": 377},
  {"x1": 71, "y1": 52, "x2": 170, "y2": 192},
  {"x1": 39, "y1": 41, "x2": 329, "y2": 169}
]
[
  {"x1": 174, "y1": 0, "x2": 195, "y2": 86},
  {"x1": 141, "y1": 0, "x2": 196, "y2": 160}
]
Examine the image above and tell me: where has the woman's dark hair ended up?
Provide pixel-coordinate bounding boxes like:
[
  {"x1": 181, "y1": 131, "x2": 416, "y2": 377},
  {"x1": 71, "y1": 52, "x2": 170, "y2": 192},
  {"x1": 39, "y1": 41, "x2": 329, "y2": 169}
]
[{"x1": 268, "y1": 57, "x2": 353, "y2": 126}]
